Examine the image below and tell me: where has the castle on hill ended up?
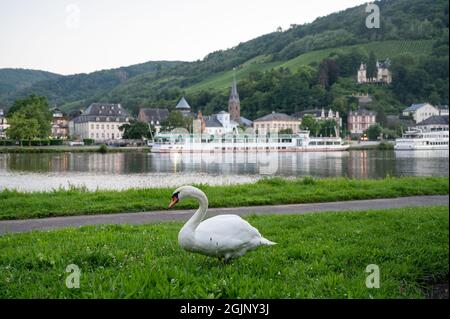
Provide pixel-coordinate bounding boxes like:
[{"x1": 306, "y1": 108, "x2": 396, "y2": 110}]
[{"x1": 357, "y1": 59, "x2": 392, "y2": 84}]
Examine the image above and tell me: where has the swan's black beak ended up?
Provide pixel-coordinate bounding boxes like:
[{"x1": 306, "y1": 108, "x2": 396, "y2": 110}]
[{"x1": 168, "y1": 194, "x2": 179, "y2": 209}]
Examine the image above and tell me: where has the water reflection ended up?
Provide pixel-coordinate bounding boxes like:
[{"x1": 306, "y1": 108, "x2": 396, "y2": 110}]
[{"x1": 0, "y1": 150, "x2": 448, "y2": 191}]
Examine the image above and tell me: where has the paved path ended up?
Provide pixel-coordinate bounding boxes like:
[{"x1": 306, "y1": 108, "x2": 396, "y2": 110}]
[{"x1": 0, "y1": 195, "x2": 448, "y2": 235}]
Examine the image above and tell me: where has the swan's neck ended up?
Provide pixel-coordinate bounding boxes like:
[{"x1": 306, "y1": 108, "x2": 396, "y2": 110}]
[{"x1": 182, "y1": 190, "x2": 208, "y2": 232}]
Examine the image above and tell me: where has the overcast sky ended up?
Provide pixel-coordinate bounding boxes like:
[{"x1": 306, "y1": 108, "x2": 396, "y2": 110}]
[{"x1": 0, "y1": 0, "x2": 368, "y2": 75}]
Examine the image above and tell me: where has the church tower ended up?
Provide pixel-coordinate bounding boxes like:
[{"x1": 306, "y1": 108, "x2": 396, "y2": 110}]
[{"x1": 228, "y1": 73, "x2": 241, "y2": 123}]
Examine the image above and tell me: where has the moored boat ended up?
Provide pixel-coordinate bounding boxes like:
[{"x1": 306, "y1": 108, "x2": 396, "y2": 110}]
[
  {"x1": 395, "y1": 128, "x2": 449, "y2": 151},
  {"x1": 150, "y1": 132, "x2": 349, "y2": 153}
]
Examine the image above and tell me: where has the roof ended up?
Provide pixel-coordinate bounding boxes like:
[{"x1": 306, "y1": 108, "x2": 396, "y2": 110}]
[
  {"x1": 349, "y1": 108, "x2": 375, "y2": 116},
  {"x1": 73, "y1": 103, "x2": 130, "y2": 123},
  {"x1": 204, "y1": 115, "x2": 223, "y2": 128},
  {"x1": 377, "y1": 58, "x2": 391, "y2": 69},
  {"x1": 229, "y1": 77, "x2": 240, "y2": 102},
  {"x1": 176, "y1": 97, "x2": 191, "y2": 110},
  {"x1": 296, "y1": 108, "x2": 323, "y2": 118},
  {"x1": 239, "y1": 116, "x2": 253, "y2": 127},
  {"x1": 138, "y1": 108, "x2": 169, "y2": 124},
  {"x1": 254, "y1": 112, "x2": 298, "y2": 122},
  {"x1": 416, "y1": 115, "x2": 449, "y2": 126},
  {"x1": 403, "y1": 103, "x2": 434, "y2": 112},
  {"x1": 358, "y1": 95, "x2": 373, "y2": 104}
]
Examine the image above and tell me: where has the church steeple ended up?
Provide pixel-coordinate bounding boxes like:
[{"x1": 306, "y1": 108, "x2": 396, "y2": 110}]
[{"x1": 228, "y1": 70, "x2": 241, "y2": 123}]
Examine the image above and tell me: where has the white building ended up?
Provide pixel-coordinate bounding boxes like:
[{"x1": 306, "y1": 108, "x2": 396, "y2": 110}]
[
  {"x1": 69, "y1": 103, "x2": 131, "y2": 141},
  {"x1": 415, "y1": 115, "x2": 449, "y2": 132},
  {"x1": 295, "y1": 108, "x2": 342, "y2": 128},
  {"x1": 402, "y1": 103, "x2": 440, "y2": 124},
  {"x1": 197, "y1": 111, "x2": 239, "y2": 136},
  {"x1": 0, "y1": 109, "x2": 9, "y2": 139},
  {"x1": 254, "y1": 112, "x2": 301, "y2": 135}
]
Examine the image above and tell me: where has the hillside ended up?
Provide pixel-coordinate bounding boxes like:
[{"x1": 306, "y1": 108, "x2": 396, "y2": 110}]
[
  {"x1": 2, "y1": 0, "x2": 448, "y2": 118},
  {"x1": 0, "y1": 61, "x2": 183, "y2": 110},
  {"x1": 185, "y1": 40, "x2": 435, "y2": 93},
  {"x1": 0, "y1": 69, "x2": 61, "y2": 105}
]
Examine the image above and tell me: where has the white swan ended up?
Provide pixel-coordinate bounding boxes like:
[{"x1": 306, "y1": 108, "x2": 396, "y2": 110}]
[{"x1": 168, "y1": 185, "x2": 276, "y2": 262}]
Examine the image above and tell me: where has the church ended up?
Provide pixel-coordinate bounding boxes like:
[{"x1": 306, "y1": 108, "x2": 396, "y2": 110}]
[{"x1": 195, "y1": 77, "x2": 253, "y2": 136}]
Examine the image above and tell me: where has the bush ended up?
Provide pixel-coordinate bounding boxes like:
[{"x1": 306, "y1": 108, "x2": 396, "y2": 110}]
[
  {"x1": 378, "y1": 142, "x2": 394, "y2": 150},
  {"x1": 97, "y1": 144, "x2": 108, "y2": 154},
  {"x1": 83, "y1": 138, "x2": 94, "y2": 146}
]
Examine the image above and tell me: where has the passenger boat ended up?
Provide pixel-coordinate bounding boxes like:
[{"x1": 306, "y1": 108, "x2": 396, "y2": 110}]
[
  {"x1": 395, "y1": 129, "x2": 449, "y2": 150},
  {"x1": 150, "y1": 131, "x2": 349, "y2": 153}
]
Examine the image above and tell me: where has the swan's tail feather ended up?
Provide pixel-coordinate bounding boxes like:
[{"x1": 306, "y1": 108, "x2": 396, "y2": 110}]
[{"x1": 260, "y1": 237, "x2": 277, "y2": 246}]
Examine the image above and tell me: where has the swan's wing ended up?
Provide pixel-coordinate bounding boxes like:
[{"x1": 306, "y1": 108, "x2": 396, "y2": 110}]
[{"x1": 193, "y1": 215, "x2": 263, "y2": 254}]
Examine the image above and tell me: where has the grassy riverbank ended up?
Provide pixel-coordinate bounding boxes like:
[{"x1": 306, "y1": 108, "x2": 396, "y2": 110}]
[
  {"x1": 0, "y1": 176, "x2": 448, "y2": 220},
  {"x1": 0, "y1": 206, "x2": 447, "y2": 298},
  {"x1": 0, "y1": 146, "x2": 150, "y2": 154}
]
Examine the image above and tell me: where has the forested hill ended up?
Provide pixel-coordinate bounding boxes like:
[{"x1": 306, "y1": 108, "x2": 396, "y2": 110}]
[
  {"x1": 0, "y1": 69, "x2": 61, "y2": 103},
  {"x1": 0, "y1": 61, "x2": 182, "y2": 109},
  {"x1": 2, "y1": 0, "x2": 448, "y2": 118}
]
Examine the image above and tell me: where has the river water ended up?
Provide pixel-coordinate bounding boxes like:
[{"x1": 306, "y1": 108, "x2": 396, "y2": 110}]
[{"x1": 0, "y1": 150, "x2": 448, "y2": 191}]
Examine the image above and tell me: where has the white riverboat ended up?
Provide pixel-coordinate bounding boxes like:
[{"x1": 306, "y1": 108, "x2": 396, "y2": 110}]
[
  {"x1": 150, "y1": 131, "x2": 349, "y2": 153},
  {"x1": 395, "y1": 129, "x2": 449, "y2": 150}
]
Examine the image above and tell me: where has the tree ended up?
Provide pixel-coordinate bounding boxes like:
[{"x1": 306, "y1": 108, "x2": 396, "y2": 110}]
[
  {"x1": 376, "y1": 107, "x2": 387, "y2": 127},
  {"x1": 279, "y1": 128, "x2": 293, "y2": 134},
  {"x1": 119, "y1": 120, "x2": 154, "y2": 139},
  {"x1": 6, "y1": 111, "x2": 40, "y2": 146},
  {"x1": 8, "y1": 95, "x2": 52, "y2": 138},
  {"x1": 318, "y1": 59, "x2": 340, "y2": 89},
  {"x1": 366, "y1": 51, "x2": 377, "y2": 79},
  {"x1": 161, "y1": 111, "x2": 190, "y2": 131},
  {"x1": 319, "y1": 119, "x2": 338, "y2": 137},
  {"x1": 366, "y1": 124, "x2": 383, "y2": 141},
  {"x1": 300, "y1": 115, "x2": 321, "y2": 137}
]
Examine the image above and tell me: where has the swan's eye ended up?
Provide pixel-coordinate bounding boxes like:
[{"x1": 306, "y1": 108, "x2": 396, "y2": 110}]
[{"x1": 172, "y1": 192, "x2": 179, "y2": 200}]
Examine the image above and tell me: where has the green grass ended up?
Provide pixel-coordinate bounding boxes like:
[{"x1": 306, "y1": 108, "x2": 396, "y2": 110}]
[
  {"x1": 185, "y1": 40, "x2": 434, "y2": 93},
  {"x1": 0, "y1": 206, "x2": 447, "y2": 298},
  {"x1": 0, "y1": 176, "x2": 447, "y2": 220}
]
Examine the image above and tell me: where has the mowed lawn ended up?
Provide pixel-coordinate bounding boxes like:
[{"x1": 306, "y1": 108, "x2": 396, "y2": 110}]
[
  {"x1": 0, "y1": 206, "x2": 448, "y2": 299},
  {"x1": 0, "y1": 176, "x2": 448, "y2": 220}
]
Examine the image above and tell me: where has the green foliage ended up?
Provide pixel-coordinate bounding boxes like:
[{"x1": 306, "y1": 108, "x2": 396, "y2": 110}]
[
  {"x1": 83, "y1": 138, "x2": 94, "y2": 146},
  {"x1": 7, "y1": 95, "x2": 52, "y2": 139},
  {"x1": 161, "y1": 111, "x2": 191, "y2": 132},
  {"x1": 119, "y1": 120, "x2": 154, "y2": 140},
  {"x1": 97, "y1": 144, "x2": 108, "y2": 154},
  {"x1": 367, "y1": 51, "x2": 377, "y2": 79},
  {"x1": 5, "y1": 112, "x2": 39, "y2": 145},
  {"x1": 366, "y1": 124, "x2": 383, "y2": 141},
  {"x1": 278, "y1": 128, "x2": 293, "y2": 134},
  {"x1": 378, "y1": 141, "x2": 394, "y2": 150},
  {"x1": 0, "y1": 206, "x2": 448, "y2": 298},
  {"x1": 0, "y1": 69, "x2": 60, "y2": 101},
  {"x1": 300, "y1": 115, "x2": 321, "y2": 137}
]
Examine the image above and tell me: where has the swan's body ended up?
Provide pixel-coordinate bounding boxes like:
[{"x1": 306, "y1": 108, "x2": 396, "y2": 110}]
[{"x1": 169, "y1": 186, "x2": 276, "y2": 261}]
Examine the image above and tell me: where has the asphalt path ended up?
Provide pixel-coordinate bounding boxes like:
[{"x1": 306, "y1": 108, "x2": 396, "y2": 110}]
[{"x1": 0, "y1": 195, "x2": 448, "y2": 235}]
